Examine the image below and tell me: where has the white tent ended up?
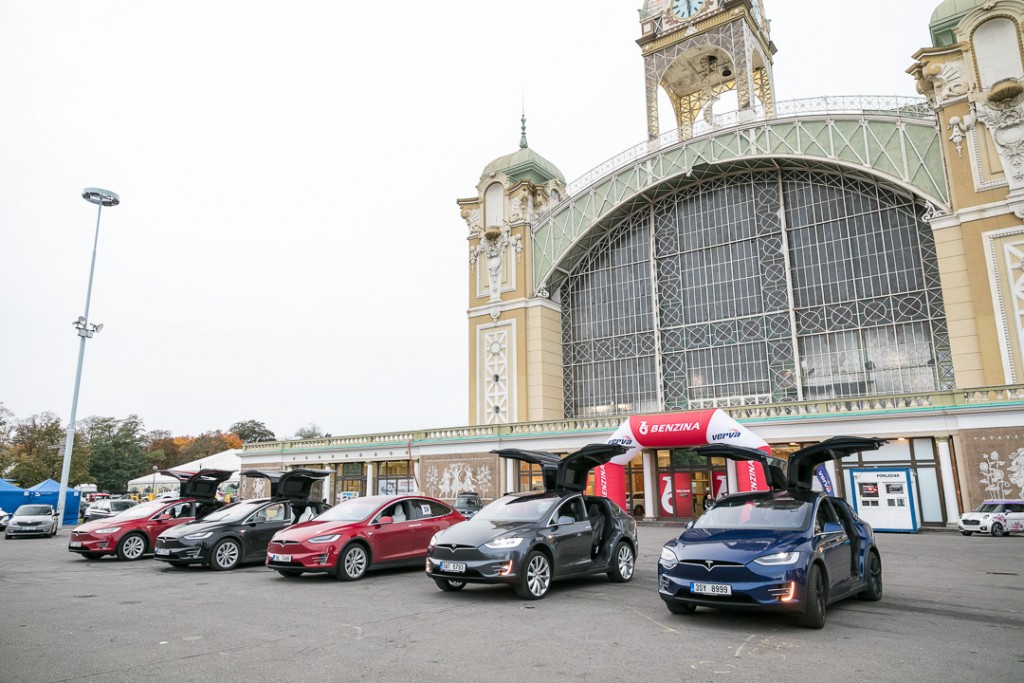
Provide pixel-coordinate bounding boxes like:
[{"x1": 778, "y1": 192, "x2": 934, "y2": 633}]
[{"x1": 126, "y1": 449, "x2": 241, "y2": 495}]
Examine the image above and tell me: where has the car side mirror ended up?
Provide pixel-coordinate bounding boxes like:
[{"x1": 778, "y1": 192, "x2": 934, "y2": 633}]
[
  {"x1": 378, "y1": 516, "x2": 393, "y2": 525},
  {"x1": 156, "y1": 514, "x2": 172, "y2": 521},
  {"x1": 822, "y1": 521, "x2": 844, "y2": 535},
  {"x1": 556, "y1": 515, "x2": 575, "y2": 526}
]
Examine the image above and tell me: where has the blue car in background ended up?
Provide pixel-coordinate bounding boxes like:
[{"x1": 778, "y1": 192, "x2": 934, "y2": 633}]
[{"x1": 658, "y1": 436, "x2": 886, "y2": 629}]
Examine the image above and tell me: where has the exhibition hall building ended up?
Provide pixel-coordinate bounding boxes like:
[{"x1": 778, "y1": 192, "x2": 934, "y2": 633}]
[{"x1": 239, "y1": 0, "x2": 1024, "y2": 528}]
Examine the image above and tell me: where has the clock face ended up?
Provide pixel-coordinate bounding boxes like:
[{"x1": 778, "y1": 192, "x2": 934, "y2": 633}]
[{"x1": 671, "y1": 0, "x2": 705, "y2": 20}]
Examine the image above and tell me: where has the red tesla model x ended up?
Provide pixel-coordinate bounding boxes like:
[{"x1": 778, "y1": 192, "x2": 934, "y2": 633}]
[
  {"x1": 266, "y1": 494, "x2": 464, "y2": 580},
  {"x1": 68, "y1": 469, "x2": 231, "y2": 561}
]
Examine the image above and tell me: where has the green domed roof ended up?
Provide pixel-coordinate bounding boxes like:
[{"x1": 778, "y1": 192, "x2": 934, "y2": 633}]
[
  {"x1": 929, "y1": 0, "x2": 985, "y2": 46},
  {"x1": 480, "y1": 116, "x2": 565, "y2": 185}
]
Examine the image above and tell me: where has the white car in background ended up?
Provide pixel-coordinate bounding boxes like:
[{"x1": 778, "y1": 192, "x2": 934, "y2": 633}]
[
  {"x1": 958, "y1": 500, "x2": 1024, "y2": 537},
  {"x1": 5, "y1": 504, "x2": 58, "y2": 539}
]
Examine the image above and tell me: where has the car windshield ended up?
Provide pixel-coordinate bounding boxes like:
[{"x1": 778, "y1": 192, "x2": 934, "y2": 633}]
[
  {"x1": 694, "y1": 497, "x2": 812, "y2": 530},
  {"x1": 15, "y1": 505, "x2": 51, "y2": 516},
  {"x1": 472, "y1": 494, "x2": 559, "y2": 523},
  {"x1": 974, "y1": 503, "x2": 1004, "y2": 513},
  {"x1": 200, "y1": 501, "x2": 264, "y2": 523},
  {"x1": 107, "y1": 500, "x2": 173, "y2": 521},
  {"x1": 316, "y1": 499, "x2": 382, "y2": 522}
]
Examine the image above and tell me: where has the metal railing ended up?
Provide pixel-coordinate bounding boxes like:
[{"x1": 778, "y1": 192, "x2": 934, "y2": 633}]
[{"x1": 560, "y1": 95, "x2": 932, "y2": 198}]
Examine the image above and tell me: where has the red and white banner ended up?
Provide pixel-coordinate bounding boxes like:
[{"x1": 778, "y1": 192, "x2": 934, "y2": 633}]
[{"x1": 597, "y1": 409, "x2": 770, "y2": 510}]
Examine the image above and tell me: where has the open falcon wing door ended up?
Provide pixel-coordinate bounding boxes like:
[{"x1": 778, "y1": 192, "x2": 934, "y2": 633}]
[
  {"x1": 181, "y1": 469, "x2": 234, "y2": 503},
  {"x1": 241, "y1": 469, "x2": 330, "y2": 502},
  {"x1": 692, "y1": 444, "x2": 786, "y2": 491},
  {"x1": 492, "y1": 449, "x2": 561, "y2": 492},
  {"x1": 556, "y1": 444, "x2": 630, "y2": 492},
  {"x1": 787, "y1": 436, "x2": 887, "y2": 491}
]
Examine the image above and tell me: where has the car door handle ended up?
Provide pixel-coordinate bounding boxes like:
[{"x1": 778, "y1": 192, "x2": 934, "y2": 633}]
[{"x1": 409, "y1": 524, "x2": 422, "y2": 528}]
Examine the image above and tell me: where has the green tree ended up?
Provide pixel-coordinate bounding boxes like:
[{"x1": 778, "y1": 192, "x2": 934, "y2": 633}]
[
  {"x1": 230, "y1": 420, "x2": 276, "y2": 444},
  {"x1": 10, "y1": 412, "x2": 91, "y2": 487},
  {"x1": 85, "y1": 415, "x2": 151, "y2": 491},
  {"x1": 0, "y1": 403, "x2": 15, "y2": 478},
  {"x1": 179, "y1": 430, "x2": 242, "y2": 462},
  {"x1": 146, "y1": 430, "x2": 188, "y2": 468},
  {"x1": 293, "y1": 423, "x2": 324, "y2": 440}
]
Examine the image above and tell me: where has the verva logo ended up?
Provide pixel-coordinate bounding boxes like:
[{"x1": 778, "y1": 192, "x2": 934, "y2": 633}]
[{"x1": 710, "y1": 430, "x2": 741, "y2": 441}]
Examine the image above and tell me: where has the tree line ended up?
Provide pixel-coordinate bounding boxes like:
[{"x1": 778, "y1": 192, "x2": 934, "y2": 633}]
[{"x1": 0, "y1": 406, "x2": 329, "y2": 492}]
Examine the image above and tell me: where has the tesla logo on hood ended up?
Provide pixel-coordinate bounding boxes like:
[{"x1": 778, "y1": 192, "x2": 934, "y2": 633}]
[{"x1": 703, "y1": 560, "x2": 716, "y2": 570}]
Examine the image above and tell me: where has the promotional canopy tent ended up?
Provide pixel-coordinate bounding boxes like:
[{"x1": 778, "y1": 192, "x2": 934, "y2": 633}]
[
  {"x1": 26, "y1": 479, "x2": 81, "y2": 525},
  {"x1": 595, "y1": 408, "x2": 772, "y2": 510},
  {"x1": 126, "y1": 449, "x2": 241, "y2": 496},
  {"x1": 0, "y1": 478, "x2": 31, "y2": 517}
]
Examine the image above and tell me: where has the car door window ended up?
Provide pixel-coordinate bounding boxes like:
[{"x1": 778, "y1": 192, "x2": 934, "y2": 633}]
[
  {"x1": 375, "y1": 501, "x2": 408, "y2": 523},
  {"x1": 164, "y1": 502, "x2": 192, "y2": 519},
  {"x1": 554, "y1": 497, "x2": 585, "y2": 524},
  {"x1": 261, "y1": 502, "x2": 292, "y2": 523},
  {"x1": 814, "y1": 499, "x2": 839, "y2": 534}
]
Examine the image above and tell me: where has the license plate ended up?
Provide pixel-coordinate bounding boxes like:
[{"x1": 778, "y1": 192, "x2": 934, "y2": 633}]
[
  {"x1": 690, "y1": 582, "x2": 732, "y2": 596},
  {"x1": 270, "y1": 554, "x2": 292, "y2": 563},
  {"x1": 155, "y1": 548, "x2": 171, "y2": 556},
  {"x1": 69, "y1": 542, "x2": 82, "y2": 548},
  {"x1": 440, "y1": 561, "x2": 466, "y2": 573}
]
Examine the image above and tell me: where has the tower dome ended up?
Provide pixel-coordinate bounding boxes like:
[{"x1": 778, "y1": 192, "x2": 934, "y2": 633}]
[
  {"x1": 479, "y1": 116, "x2": 565, "y2": 185},
  {"x1": 929, "y1": 0, "x2": 986, "y2": 46}
]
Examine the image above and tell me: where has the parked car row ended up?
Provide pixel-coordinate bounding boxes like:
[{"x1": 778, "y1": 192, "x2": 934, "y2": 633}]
[{"x1": 28, "y1": 438, "x2": 906, "y2": 628}]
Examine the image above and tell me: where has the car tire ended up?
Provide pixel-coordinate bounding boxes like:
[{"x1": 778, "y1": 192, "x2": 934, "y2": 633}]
[
  {"x1": 797, "y1": 563, "x2": 827, "y2": 629},
  {"x1": 336, "y1": 543, "x2": 369, "y2": 581},
  {"x1": 210, "y1": 539, "x2": 241, "y2": 571},
  {"x1": 857, "y1": 550, "x2": 883, "y2": 601},
  {"x1": 116, "y1": 533, "x2": 147, "y2": 561},
  {"x1": 276, "y1": 569, "x2": 302, "y2": 578},
  {"x1": 960, "y1": 530, "x2": 973, "y2": 536},
  {"x1": 666, "y1": 600, "x2": 696, "y2": 615},
  {"x1": 607, "y1": 541, "x2": 635, "y2": 583},
  {"x1": 433, "y1": 577, "x2": 467, "y2": 592},
  {"x1": 514, "y1": 550, "x2": 551, "y2": 600},
  {"x1": 991, "y1": 523, "x2": 1006, "y2": 538}
]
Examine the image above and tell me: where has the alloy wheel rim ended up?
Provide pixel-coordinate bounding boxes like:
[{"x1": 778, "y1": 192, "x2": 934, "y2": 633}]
[
  {"x1": 124, "y1": 536, "x2": 144, "y2": 559},
  {"x1": 814, "y1": 574, "x2": 825, "y2": 616},
  {"x1": 527, "y1": 556, "x2": 550, "y2": 596},
  {"x1": 217, "y1": 542, "x2": 239, "y2": 568},
  {"x1": 346, "y1": 548, "x2": 367, "y2": 576},
  {"x1": 618, "y1": 546, "x2": 634, "y2": 579}
]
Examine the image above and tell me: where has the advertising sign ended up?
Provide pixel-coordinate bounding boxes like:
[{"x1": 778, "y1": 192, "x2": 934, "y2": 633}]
[
  {"x1": 657, "y1": 472, "x2": 692, "y2": 518},
  {"x1": 596, "y1": 408, "x2": 770, "y2": 509}
]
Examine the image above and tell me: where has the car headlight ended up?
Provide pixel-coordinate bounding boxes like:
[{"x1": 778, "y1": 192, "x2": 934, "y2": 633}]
[
  {"x1": 428, "y1": 532, "x2": 439, "y2": 549},
  {"x1": 659, "y1": 546, "x2": 679, "y2": 568},
  {"x1": 753, "y1": 551, "x2": 801, "y2": 566},
  {"x1": 982, "y1": 514, "x2": 990, "y2": 520},
  {"x1": 183, "y1": 531, "x2": 213, "y2": 540},
  {"x1": 307, "y1": 534, "x2": 341, "y2": 543},
  {"x1": 484, "y1": 537, "x2": 523, "y2": 549},
  {"x1": 94, "y1": 526, "x2": 121, "y2": 534}
]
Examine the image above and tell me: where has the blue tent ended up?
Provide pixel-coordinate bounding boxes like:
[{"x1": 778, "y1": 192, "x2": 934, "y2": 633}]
[
  {"x1": 0, "y1": 478, "x2": 32, "y2": 518},
  {"x1": 25, "y1": 479, "x2": 81, "y2": 525}
]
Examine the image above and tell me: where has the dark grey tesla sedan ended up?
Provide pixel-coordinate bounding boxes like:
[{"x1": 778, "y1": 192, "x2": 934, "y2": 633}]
[{"x1": 425, "y1": 444, "x2": 639, "y2": 600}]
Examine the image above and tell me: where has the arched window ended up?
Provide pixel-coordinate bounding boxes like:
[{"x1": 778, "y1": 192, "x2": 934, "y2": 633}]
[
  {"x1": 973, "y1": 18, "x2": 1024, "y2": 89},
  {"x1": 485, "y1": 183, "x2": 504, "y2": 229}
]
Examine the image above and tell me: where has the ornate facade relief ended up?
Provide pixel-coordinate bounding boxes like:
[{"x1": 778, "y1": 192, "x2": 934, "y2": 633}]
[
  {"x1": 478, "y1": 324, "x2": 516, "y2": 424},
  {"x1": 974, "y1": 87, "x2": 1024, "y2": 191},
  {"x1": 916, "y1": 60, "x2": 969, "y2": 108},
  {"x1": 948, "y1": 113, "x2": 976, "y2": 158},
  {"x1": 469, "y1": 224, "x2": 523, "y2": 302}
]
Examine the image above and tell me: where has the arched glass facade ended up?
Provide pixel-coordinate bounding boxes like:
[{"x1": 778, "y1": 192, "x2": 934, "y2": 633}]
[{"x1": 561, "y1": 169, "x2": 954, "y2": 417}]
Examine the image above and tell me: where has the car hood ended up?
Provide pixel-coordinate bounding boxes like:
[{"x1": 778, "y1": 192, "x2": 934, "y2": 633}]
[
  {"x1": 159, "y1": 518, "x2": 229, "y2": 539},
  {"x1": 11, "y1": 514, "x2": 53, "y2": 523},
  {"x1": 75, "y1": 517, "x2": 138, "y2": 533},
  {"x1": 672, "y1": 527, "x2": 807, "y2": 562},
  {"x1": 435, "y1": 519, "x2": 535, "y2": 546},
  {"x1": 270, "y1": 519, "x2": 361, "y2": 542}
]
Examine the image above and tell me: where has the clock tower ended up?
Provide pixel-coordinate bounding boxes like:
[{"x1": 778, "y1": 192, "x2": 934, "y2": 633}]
[{"x1": 638, "y1": 0, "x2": 777, "y2": 140}]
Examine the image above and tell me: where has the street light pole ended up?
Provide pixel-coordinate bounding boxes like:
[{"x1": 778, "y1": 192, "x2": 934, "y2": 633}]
[
  {"x1": 57, "y1": 188, "x2": 119, "y2": 531},
  {"x1": 151, "y1": 466, "x2": 158, "y2": 500}
]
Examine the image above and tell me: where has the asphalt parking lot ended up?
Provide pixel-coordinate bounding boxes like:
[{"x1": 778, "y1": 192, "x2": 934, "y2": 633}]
[{"x1": 1, "y1": 526, "x2": 1022, "y2": 683}]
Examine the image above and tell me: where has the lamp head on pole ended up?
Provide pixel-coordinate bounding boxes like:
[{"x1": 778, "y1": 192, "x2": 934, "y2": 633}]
[{"x1": 82, "y1": 188, "x2": 120, "y2": 207}]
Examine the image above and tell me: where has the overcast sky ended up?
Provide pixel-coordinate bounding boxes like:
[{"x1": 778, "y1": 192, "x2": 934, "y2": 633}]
[{"x1": 0, "y1": 0, "x2": 942, "y2": 440}]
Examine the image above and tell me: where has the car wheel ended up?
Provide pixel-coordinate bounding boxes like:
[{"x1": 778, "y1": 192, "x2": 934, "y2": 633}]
[
  {"x1": 116, "y1": 533, "x2": 147, "y2": 561},
  {"x1": 607, "y1": 541, "x2": 635, "y2": 583},
  {"x1": 666, "y1": 601, "x2": 696, "y2": 615},
  {"x1": 514, "y1": 550, "x2": 551, "y2": 600},
  {"x1": 858, "y1": 550, "x2": 883, "y2": 601},
  {"x1": 276, "y1": 569, "x2": 302, "y2": 578},
  {"x1": 797, "y1": 563, "x2": 827, "y2": 629},
  {"x1": 991, "y1": 523, "x2": 1006, "y2": 538},
  {"x1": 337, "y1": 543, "x2": 369, "y2": 581},
  {"x1": 211, "y1": 539, "x2": 241, "y2": 571},
  {"x1": 960, "y1": 530, "x2": 973, "y2": 536},
  {"x1": 433, "y1": 577, "x2": 467, "y2": 592}
]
